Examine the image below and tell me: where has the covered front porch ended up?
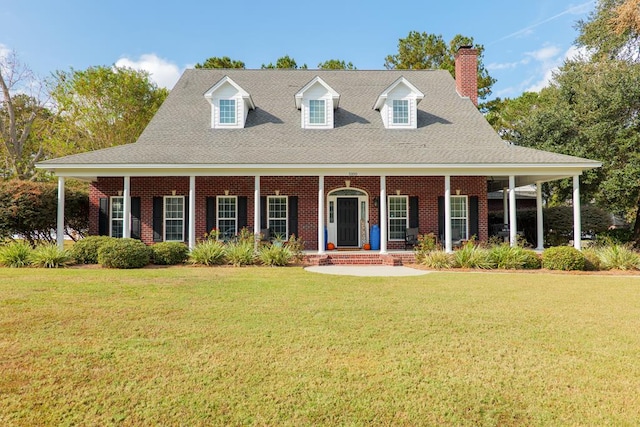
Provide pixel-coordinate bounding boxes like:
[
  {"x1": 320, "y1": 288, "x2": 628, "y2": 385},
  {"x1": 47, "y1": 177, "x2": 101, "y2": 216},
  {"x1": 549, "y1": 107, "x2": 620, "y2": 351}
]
[{"x1": 51, "y1": 165, "x2": 590, "y2": 256}]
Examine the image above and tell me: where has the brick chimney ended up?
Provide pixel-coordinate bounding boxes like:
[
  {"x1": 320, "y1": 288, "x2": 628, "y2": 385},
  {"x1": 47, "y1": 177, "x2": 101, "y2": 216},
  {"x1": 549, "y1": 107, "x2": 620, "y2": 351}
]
[{"x1": 455, "y1": 46, "x2": 478, "y2": 107}]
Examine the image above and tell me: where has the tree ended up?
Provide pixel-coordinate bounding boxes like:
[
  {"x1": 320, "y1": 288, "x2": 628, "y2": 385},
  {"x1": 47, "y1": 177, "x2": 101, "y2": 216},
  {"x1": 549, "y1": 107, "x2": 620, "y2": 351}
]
[
  {"x1": 261, "y1": 55, "x2": 308, "y2": 69},
  {"x1": 576, "y1": 0, "x2": 640, "y2": 61},
  {"x1": 512, "y1": 59, "x2": 640, "y2": 240},
  {"x1": 194, "y1": 56, "x2": 245, "y2": 69},
  {"x1": 0, "y1": 50, "x2": 53, "y2": 180},
  {"x1": 384, "y1": 31, "x2": 496, "y2": 101},
  {"x1": 50, "y1": 66, "x2": 168, "y2": 154},
  {"x1": 317, "y1": 59, "x2": 356, "y2": 70}
]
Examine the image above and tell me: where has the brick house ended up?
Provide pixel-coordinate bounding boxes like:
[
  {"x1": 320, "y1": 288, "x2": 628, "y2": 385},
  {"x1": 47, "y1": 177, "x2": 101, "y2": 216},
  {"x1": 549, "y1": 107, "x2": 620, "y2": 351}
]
[{"x1": 38, "y1": 48, "x2": 600, "y2": 254}]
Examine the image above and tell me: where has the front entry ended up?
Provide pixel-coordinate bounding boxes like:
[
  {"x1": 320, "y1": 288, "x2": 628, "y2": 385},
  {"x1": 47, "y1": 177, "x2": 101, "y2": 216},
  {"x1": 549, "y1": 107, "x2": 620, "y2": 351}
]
[{"x1": 337, "y1": 198, "x2": 359, "y2": 246}]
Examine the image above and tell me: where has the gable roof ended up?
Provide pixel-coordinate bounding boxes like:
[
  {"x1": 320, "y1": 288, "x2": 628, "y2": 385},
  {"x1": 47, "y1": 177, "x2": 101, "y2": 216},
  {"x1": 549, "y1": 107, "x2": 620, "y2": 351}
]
[
  {"x1": 373, "y1": 76, "x2": 424, "y2": 110},
  {"x1": 294, "y1": 76, "x2": 340, "y2": 109},
  {"x1": 203, "y1": 75, "x2": 255, "y2": 109},
  {"x1": 38, "y1": 69, "x2": 600, "y2": 184}
]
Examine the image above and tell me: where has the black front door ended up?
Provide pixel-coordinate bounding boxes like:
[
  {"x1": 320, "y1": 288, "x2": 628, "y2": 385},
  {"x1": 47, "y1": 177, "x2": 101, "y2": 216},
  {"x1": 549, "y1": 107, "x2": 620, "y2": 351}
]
[{"x1": 337, "y1": 198, "x2": 358, "y2": 246}]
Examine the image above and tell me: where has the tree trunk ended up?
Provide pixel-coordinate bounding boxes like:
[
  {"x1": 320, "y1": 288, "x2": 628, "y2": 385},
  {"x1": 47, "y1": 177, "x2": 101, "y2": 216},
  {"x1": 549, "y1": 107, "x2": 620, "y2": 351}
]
[{"x1": 633, "y1": 195, "x2": 640, "y2": 245}]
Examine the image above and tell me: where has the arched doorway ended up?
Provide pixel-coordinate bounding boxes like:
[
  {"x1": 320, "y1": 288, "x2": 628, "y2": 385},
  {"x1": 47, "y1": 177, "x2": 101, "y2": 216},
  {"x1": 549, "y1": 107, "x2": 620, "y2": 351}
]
[{"x1": 327, "y1": 188, "x2": 369, "y2": 248}]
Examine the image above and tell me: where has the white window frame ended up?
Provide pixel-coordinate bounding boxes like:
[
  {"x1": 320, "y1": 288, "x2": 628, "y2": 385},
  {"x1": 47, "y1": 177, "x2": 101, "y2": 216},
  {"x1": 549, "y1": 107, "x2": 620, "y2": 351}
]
[
  {"x1": 267, "y1": 195, "x2": 288, "y2": 238},
  {"x1": 308, "y1": 99, "x2": 326, "y2": 125},
  {"x1": 216, "y1": 196, "x2": 238, "y2": 241},
  {"x1": 219, "y1": 99, "x2": 236, "y2": 125},
  {"x1": 110, "y1": 196, "x2": 124, "y2": 238},
  {"x1": 451, "y1": 195, "x2": 469, "y2": 241},
  {"x1": 163, "y1": 196, "x2": 185, "y2": 242},
  {"x1": 388, "y1": 195, "x2": 408, "y2": 241},
  {"x1": 392, "y1": 99, "x2": 410, "y2": 125}
]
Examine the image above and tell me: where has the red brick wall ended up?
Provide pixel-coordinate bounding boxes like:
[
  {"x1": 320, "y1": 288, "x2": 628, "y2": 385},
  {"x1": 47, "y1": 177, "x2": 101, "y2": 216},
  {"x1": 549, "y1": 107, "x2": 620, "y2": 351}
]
[
  {"x1": 455, "y1": 47, "x2": 478, "y2": 107},
  {"x1": 90, "y1": 175, "x2": 488, "y2": 250}
]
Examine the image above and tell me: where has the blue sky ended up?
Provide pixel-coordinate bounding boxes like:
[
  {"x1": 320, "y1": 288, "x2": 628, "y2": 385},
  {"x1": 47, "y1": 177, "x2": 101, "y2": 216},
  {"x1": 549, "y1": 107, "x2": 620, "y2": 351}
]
[{"x1": 2, "y1": 0, "x2": 596, "y2": 100}]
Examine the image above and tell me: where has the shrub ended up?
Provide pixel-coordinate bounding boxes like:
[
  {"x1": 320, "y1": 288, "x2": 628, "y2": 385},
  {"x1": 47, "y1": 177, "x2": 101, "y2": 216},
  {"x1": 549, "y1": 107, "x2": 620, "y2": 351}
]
[
  {"x1": 489, "y1": 244, "x2": 526, "y2": 269},
  {"x1": 521, "y1": 249, "x2": 542, "y2": 269},
  {"x1": 151, "y1": 242, "x2": 189, "y2": 265},
  {"x1": 225, "y1": 242, "x2": 255, "y2": 267},
  {"x1": 70, "y1": 236, "x2": 116, "y2": 264},
  {"x1": 453, "y1": 243, "x2": 493, "y2": 269},
  {"x1": 286, "y1": 234, "x2": 305, "y2": 263},
  {"x1": 420, "y1": 250, "x2": 453, "y2": 269},
  {"x1": 97, "y1": 238, "x2": 151, "y2": 269},
  {"x1": 236, "y1": 227, "x2": 255, "y2": 245},
  {"x1": 0, "y1": 241, "x2": 33, "y2": 268},
  {"x1": 582, "y1": 248, "x2": 602, "y2": 271},
  {"x1": 596, "y1": 245, "x2": 640, "y2": 270},
  {"x1": 414, "y1": 233, "x2": 438, "y2": 263},
  {"x1": 542, "y1": 246, "x2": 585, "y2": 271},
  {"x1": 30, "y1": 244, "x2": 73, "y2": 268},
  {"x1": 259, "y1": 244, "x2": 293, "y2": 266},
  {"x1": 189, "y1": 240, "x2": 226, "y2": 266}
]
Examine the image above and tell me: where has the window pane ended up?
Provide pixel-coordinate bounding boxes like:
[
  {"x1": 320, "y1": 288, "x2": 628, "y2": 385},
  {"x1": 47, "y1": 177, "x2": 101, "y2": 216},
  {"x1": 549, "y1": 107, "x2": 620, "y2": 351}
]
[
  {"x1": 393, "y1": 100, "x2": 409, "y2": 124},
  {"x1": 269, "y1": 219, "x2": 287, "y2": 237},
  {"x1": 217, "y1": 197, "x2": 237, "y2": 239},
  {"x1": 309, "y1": 99, "x2": 325, "y2": 124},
  {"x1": 268, "y1": 196, "x2": 287, "y2": 237},
  {"x1": 111, "y1": 197, "x2": 124, "y2": 238},
  {"x1": 220, "y1": 99, "x2": 236, "y2": 124},
  {"x1": 164, "y1": 197, "x2": 184, "y2": 241},
  {"x1": 388, "y1": 196, "x2": 408, "y2": 240},
  {"x1": 450, "y1": 196, "x2": 468, "y2": 240}
]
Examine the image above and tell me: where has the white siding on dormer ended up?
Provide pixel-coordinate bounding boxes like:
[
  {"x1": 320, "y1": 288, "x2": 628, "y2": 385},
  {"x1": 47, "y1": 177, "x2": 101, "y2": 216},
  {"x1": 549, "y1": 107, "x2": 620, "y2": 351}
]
[
  {"x1": 208, "y1": 82, "x2": 250, "y2": 129},
  {"x1": 386, "y1": 85, "x2": 417, "y2": 129},
  {"x1": 300, "y1": 82, "x2": 335, "y2": 129}
]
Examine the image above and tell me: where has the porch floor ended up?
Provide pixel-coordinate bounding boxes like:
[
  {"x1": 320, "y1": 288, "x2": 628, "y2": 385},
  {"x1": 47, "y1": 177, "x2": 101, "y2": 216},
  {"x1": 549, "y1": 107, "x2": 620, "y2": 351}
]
[{"x1": 303, "y1": 250, "x2": 417, "y2": 266}]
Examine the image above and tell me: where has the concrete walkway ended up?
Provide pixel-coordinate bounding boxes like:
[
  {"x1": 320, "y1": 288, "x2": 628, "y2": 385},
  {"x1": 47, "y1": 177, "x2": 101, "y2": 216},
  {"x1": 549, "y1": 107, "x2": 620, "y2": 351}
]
[{"x1": 304, "y1": 265, "x2": 431, "y2": 277}]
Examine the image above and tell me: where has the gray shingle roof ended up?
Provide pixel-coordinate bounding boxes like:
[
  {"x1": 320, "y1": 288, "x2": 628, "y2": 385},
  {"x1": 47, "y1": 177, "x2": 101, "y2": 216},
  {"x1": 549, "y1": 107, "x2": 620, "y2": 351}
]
[{"x1": 39, "y1": 69, "x2": 598, "y2": 167}]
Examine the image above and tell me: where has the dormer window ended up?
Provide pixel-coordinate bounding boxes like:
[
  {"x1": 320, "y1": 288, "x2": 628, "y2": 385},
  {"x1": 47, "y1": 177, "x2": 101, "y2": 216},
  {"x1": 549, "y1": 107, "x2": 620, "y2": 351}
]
[
  {"x1": 392, "y1": 100, "x2": 409, "y2": 125},
  {"x1": 309, "y1": 99, "x2": 326, "y2": 125},
  {"x1": 219, "y1": 99, "x2": 236, "y2": 124},
  {"x1": 295, "y1": 77, "x2": 339, "y2": 129},
  {"x1": 374, "y1": 77, "x2": 424, "y2": 129},
  {"x1": 204, "y1": 76, "x2": 254, "y2": 129}
]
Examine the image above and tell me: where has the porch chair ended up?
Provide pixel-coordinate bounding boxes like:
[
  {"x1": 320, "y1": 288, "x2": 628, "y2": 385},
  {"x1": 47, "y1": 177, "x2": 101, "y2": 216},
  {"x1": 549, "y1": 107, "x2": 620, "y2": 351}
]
[{"x1": 405, "y1": 227, "x2": 419, "y2": 249}]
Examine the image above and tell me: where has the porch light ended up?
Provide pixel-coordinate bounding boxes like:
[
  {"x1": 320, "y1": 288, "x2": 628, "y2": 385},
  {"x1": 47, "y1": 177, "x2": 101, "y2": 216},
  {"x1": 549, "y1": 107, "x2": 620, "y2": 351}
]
[
  {"x1": 117, "y1": 190, "x2": 122, "y2": 196},
  {"x1": 275, "y1": 190, "x2": 280, "y2": 195},
  {"x1": 456, "y1": 189, "x2": 461, "y2": 195},
  {"x1": 345, "y1": 180, "x2": 351, "y2": 188},
  {"x1": 224, "y1": 189, "x2": 229, "y2": 196},
  {"x1": 171, "y1": 190, "x2": 176, "y2": 196},
  {"x1": 395, "y1": 189, "x2": 401, "y2": 195},
  {"x1": 373, "y1": 196, "x2": 379, "y2": 208}
]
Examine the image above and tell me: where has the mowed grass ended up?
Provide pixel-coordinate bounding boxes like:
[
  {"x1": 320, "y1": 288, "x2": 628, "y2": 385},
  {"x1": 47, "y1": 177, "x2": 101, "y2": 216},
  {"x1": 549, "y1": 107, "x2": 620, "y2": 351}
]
[{"x1": 1, "y1": 268, "x2": 639, "y2": 426}]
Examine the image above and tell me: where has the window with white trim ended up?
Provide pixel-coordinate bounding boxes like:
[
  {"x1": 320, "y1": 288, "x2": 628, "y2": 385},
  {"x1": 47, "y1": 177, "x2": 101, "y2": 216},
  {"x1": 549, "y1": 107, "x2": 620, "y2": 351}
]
[
  {"x1": 392, "y1": 99, "x2": 409, "y2": 125},
  {"x1": 451, "y1": 195, "x2": 468, "y2": 240},
  {"x1": 268, "y1": 196, "x2": 288, "y2": 238},
  {"x1": 219, "y1": 99, "x2": 236, "y2": 124},
  {"x1": 110, "y1": 196, "x2": 124, "y2": 238},
  {"x1": 217, "y1": 196, "x2": 237, "y2": 240},
  {"x1": 309, "y1": 99, "x2": 326, "y2": 125},
  {"x1": 388, "y1": 195, "x2": 408, "y2": 240},
  {"x1": 164, "y1": 196, "x2": 184, "y2": 242}
]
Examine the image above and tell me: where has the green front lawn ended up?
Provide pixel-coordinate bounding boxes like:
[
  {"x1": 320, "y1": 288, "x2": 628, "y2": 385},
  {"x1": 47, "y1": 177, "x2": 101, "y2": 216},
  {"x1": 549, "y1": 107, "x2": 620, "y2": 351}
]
[{"x1": 1, "y1": 267, "x2": 639, "y2": 426}]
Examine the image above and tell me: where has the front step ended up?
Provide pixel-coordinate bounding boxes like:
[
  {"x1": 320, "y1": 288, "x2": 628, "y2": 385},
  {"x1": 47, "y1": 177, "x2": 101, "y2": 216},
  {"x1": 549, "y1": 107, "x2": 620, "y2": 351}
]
[{"x1": 303, "y1": 252, "x2": 415, "y2": 266}]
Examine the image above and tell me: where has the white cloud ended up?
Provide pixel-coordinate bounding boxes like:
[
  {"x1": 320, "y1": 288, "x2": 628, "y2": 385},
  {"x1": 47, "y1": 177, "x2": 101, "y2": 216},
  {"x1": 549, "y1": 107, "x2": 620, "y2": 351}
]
[
  {"x1": 0, "y1": 43, "x2": 10, "y2": 60},
  {"x1": 524, "y1": 45, "x2": 590, "y2": 93},
  {"x1": 525, "y1": 45, "x2": 562, "y2": 62},
  {"x1": 487, "y1": 58, "x2": 530, "y2": 71},
  {"x1": 115, "y1": 53, "x2": 182, "y2": 89}
]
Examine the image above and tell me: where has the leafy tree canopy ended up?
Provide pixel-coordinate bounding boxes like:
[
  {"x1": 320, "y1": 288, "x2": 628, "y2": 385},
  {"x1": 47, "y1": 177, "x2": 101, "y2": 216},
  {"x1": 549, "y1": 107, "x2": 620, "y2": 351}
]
[
  {"x1": 50, "y1": 66, "x2": 168, "y2": 154},
  {"x1": 384, "y1": 31, "x2": 496, "y2": 101},
  {"x1": 194, "y1": 56, "x2": 245, "y2": 69},
  {"x1": 261, "y1": 55, "x2": 308, "y2": 69},
  {"x1": 317, "y1": 59, "x2": 356, "y2": 70}
]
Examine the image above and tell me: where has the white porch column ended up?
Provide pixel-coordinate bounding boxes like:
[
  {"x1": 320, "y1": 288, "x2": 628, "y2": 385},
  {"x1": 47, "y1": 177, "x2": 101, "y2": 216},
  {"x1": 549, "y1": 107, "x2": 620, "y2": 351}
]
[
  {"x1": 122, "y1": 176, "x2": 131, "y2": 238},
  {"x1": 380, "y1": 176, "x2": 387, "y2": 253},
  {"x1": 188, "y1": 176, "x2": 196, "y2": 250},
  {"x1": 56, "y1": 176, "x2": 65, "y2": 249},
  {"x1": 444, "y1": 175, "x2": 452, "y2": 253},
  {"x1": 536, "y1": 182, "x2": 544, "y2": 250},
  {"x1": 318, "y1": 175, "x2": 325, "y2": 254},
  {"x1": 573, "y1": 175, "x2": 581, "y2": 250},
  {"x1": 254, "y1": 176, "x2": 261, "y2": 249},
  {"x1": 503, "y1": 187, "x2": 508, "y2": 226},
  {"x1": 509, "y1": 175, "x2": 517, "y2": 247}
]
